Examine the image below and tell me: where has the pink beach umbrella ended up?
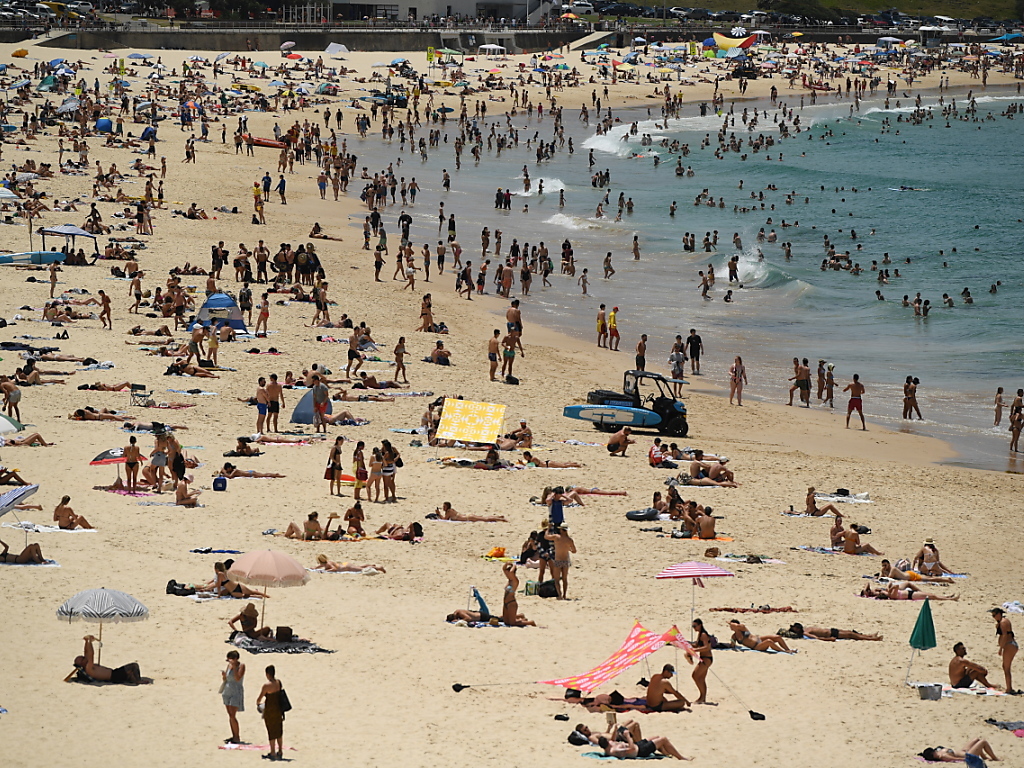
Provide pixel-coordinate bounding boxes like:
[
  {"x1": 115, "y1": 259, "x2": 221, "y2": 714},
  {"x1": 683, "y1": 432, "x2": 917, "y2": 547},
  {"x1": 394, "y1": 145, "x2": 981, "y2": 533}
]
[
  {"x1": 228, "y1": 549, "x2": 309, "y2": 627},
  {"x1": 656, "y1": 561, "x2": 734, "y2": 635}
]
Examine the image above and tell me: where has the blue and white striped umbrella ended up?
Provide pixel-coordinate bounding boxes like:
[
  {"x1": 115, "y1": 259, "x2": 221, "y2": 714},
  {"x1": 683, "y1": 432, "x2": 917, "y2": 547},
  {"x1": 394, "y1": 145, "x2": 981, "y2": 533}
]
[
  {"x1": 0, "y1": 484, "x2": 39, "y2": 518},
  {"x1": 57, "y1": 588, "x2": 149, "y2": 624}
]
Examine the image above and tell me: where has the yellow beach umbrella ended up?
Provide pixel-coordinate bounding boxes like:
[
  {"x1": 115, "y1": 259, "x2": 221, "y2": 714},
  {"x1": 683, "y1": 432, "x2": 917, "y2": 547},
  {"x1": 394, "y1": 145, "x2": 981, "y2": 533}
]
[
  {"x1": 12, "y1": 49, "x2": 28, "y2": 58},
  {"x1": 560, "y1": 12, "x2": 579, "y2": 18}
]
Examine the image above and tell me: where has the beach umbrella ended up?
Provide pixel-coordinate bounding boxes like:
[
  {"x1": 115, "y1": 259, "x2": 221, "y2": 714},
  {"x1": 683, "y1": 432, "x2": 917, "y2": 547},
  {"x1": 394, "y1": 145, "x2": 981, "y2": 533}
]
[
  {"x1": 280, "y1": 41, "x2": 296, "y2": 50},
  {"x1": 285, "y1": 53, "x2": 302, "y2": 60},
  {"x1": 390, "y1": 57, "x2": 407, "y2": 65},
  {"x1": 0, "y1": 186, "x2": 18, "y2": 200},
  {"x1": 90, "y1": 448, "x2": 126, "y2": 466},
  {"x1": 487, "y1": 68, "x2": 502, "y2": 73},
  {"x1": 187, "y1": 55, "x2": 206, "y2": 62},
  {"x1": 0, "y1": 484, "x2": 41, "y2": 546},
  {"x1": 560, "y1": 12, "x2": 578, "y2": 18},
  {"x1": 253, "y1": 61, "x2": 269, "y2": 68},
  {"x1": 228, "y1": 550, "x2": 309, "y2": 628},
  {"x1": 656, "y1": 561, "x2": 734, "y2": 635},
  {"x1": 127, "y1": 53, "x2": 149, "y2": 60},
  {"x1": 57, "y1": 588, "x2": 148, "y2": 664},
  {"x1": 905, "y1": 598, "x2": 936, "y2": 685},
  {"x1": 0, "y1": 413, "x2": 23, "y2": 435},
  {"x1": 702, "y1": 37, "x2": 716, "y2": 47},
  {"x1": 49, "y1": 58, "x2": 65, "y2": 67},
  {"x1": 268, "y1": 80, "x2": 287, "y2": 87},
  {"x1": 633, "y1": 37, "x2": 646, "y2": 43},
  {"x1": 215, "y1": 52, "x2": 231, "y2": 62}
]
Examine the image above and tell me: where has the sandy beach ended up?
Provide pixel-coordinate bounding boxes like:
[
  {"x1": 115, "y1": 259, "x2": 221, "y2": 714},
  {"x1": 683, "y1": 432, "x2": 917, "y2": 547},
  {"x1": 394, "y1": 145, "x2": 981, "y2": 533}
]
[{"x1": 1, "y1": 36, "x2": 1022, "y2": 768}]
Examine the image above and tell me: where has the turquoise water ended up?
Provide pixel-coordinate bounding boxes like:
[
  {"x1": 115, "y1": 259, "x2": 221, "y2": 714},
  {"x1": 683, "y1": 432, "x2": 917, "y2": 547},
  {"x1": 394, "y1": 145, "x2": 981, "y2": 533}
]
[{"x1": 347, "y1": 88, "x2": 1024, "y2": 469}]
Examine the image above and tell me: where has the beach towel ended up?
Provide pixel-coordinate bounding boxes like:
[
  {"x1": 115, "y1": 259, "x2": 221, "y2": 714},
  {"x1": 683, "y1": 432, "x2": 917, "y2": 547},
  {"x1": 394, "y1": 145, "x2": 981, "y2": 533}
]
[
  {"x1": 2, "y1": 521, "x2": 95, "y2": 534},
  {"x1": 218, "y1": 744, "x2": 297, "y2": 752},
  {"x1": 716, "y1": 554, "x2": 786, "y2": 565},
  {"x1": 781, "y1": 511, "x2": 835, "y2": 518},
  {"x1": 390, "y1": 427, "x2": 425, "y2": 434},
  {"x1": 78, "y1": 362, "x2": 115, "y2": 370},
  {"x1": 138, "y1": 501, "x2": 205, "y2": 507},
  {"x1": 147, "y1": 404, "x2": 195, "y2": 410},
  {"x1": 558, "y1": 440, "x2": 602, "y2": 447},
  {"x1": 1001, "y1": 600, "x2": 1024, "y2": 614},
  {"x1": 710, "y1": 607, "x2": 797, "y2": 614},
  {"x1": 96, "y1": 487, "x2": 154, "y2": 497},
  {"x1": 190, "y1": 548, "x2": 243, "y2": 554},
  {"x1": 188, "y1": 593, "x2": 235, "y2": 603},
  {"x1": 228, "y1": 633, "x2": 334, "y2": 655},
  {"x1": 715, "y1": 644, "x2": 796, "y2": 654},
  {"x1": 582, "y1": 752, "x2": 664, "y2": 761},
  {"x1": 168, "y1": 389, "x2": 218, "y2": 396},
  {"x1": 307, "y1": 566, "x2": 381, "y2": 575},
  {"x1": 814, "y1": 491, "x2": 872, "y2": 504},
  {"x1": 984, "y1": 718, "x2": 1024, "y2": 733},
  {"x1": 0, "y1": 559, "x2": 60, "y2": 567},
  {"x1": 794, "y1": 545, "x2": 849, "y2": 555},
  {"x1": 389, "y1": 391, "x2": 434, "y2": 397}
]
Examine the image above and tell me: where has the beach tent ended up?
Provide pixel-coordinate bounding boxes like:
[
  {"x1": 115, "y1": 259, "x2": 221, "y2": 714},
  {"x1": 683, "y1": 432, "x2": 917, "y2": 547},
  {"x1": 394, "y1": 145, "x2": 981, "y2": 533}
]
[
  {"x1": 477, "y1": 44, "x2": 506, "y2": 57},
  {"x1": 39, "y1": 224, "x2": 98, "y2": 254},
  {"x1": 435, "y1": 398, "x2": 506, "y2": 444},
  {"x1": 325, "y1": 42, "x2": 349, "y2": 56},
  {"x1": 540, "y1": 622, "x2": 692, "y2": 692},
  {"x1": 140, "y1": 126, "x2": 157, "y2": 141},
  {"x1": 289, "y1": 389, "x2": 332, "y2": 425},
  {"x1": 95, "y1": 118, "x2": 113, "y2": 133},
  {"x1": 188, "y1": 292, "x2": 248, "y2": 334}
]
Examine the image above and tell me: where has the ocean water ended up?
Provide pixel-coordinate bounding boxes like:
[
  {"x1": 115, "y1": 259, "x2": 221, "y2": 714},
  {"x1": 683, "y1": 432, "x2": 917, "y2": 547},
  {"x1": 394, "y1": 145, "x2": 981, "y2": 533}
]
[{"x1": 345, "y1": 88, "x2": 1024, "y2": 469}]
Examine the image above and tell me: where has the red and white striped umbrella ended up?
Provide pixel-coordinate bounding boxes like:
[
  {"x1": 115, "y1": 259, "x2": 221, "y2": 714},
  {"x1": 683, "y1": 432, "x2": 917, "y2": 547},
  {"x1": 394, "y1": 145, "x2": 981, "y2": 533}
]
[{"x1": 656, "y1": 561, "x2": 734, "y2": 588}]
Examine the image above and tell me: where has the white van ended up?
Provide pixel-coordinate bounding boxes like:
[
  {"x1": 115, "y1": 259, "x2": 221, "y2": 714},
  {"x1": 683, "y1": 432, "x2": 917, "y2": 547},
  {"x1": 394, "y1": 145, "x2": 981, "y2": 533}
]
[{"x1": 569, "y1": 1, "x2": 594, "y2": 11}]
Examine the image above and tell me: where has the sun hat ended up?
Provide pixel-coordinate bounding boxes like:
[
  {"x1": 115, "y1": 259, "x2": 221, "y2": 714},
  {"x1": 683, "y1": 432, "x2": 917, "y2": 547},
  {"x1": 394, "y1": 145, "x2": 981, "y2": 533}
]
[{"x1": 241, "y1": 603, "x2": 258, "y2": 617}]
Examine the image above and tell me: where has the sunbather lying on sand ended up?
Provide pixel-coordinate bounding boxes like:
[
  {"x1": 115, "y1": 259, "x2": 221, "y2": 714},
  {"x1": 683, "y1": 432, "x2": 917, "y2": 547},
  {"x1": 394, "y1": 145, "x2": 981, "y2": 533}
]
[
  {"x1": 0, "y1": 538, "x2": 45, "y2": 564},
  {"x1": 785, "y1": 623, "x2": 882, "y2": 641},
  {"x1": 1, "y1": 432, "x2": 53, "y2": 446},
  {"x1": 375, "y1": 521, "x2": 424, "y2": 541},
  {"x1": 314, "y1": 554, "x2": 385, "y2": 573},
  {"x1": 597, "y1": 730, "x2": 690, "y2": 761},
  {"x1": 880, "y1": 559, "x2": 955, "y2": 584},
  {"x1": 919, "y1": 738, "x2": 999, "y2": 763},
  {"x1": 332, "y1": 388, "x2": 394, "y2": 403},
  {"x1": 354, "y1": 372, "x2": 407, "y2": 389},
  {"x1": 322, "y1": 409, "x2": 368, "y2": 426},
  {"x1": 728, "y1": 619, "x2": 796, "y2": 653},
  {"x1": 77, "y1": 382, "x2": 135, "y2": 391},
  {"x1": 166, "y1": 360, "x2": 219, "y2": 378},
  {"x1": 219, "y1": 462, "x2": 285, "y2": 479},
  {"x1": 129, "y1": 325, "x2": 173, "y2": 336},
  {"x1": 861, "y1": 583, "x2": 959, "y2": 601},
  {"x1": 70, "y1": 408, "x2": 133, "y2": 422},
  {"x1": 427, "y1": 501, "x2": 507, "y2": 522},
  {"x1": 519, "y1": 451, "x2": 581, "y2": 468}
]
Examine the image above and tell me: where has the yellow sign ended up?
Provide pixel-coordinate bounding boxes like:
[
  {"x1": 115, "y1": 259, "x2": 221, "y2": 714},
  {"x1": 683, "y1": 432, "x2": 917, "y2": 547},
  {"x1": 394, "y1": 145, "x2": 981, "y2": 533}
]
[
  {"x1": 435, "y1": 398, "x2": 506, "y2": 444},
  {"x1": 119, "y1": 58, "x2": 125, "y2": 75},
  {"x1": 426, "y1": 46, "x2": 435, "y2": 63}
]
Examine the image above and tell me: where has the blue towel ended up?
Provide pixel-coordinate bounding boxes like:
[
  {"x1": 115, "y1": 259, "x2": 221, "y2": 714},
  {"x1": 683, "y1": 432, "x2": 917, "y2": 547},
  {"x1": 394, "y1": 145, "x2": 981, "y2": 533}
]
[{"x1": 582, "y1": 751, "x2": 664, "y2": 760}]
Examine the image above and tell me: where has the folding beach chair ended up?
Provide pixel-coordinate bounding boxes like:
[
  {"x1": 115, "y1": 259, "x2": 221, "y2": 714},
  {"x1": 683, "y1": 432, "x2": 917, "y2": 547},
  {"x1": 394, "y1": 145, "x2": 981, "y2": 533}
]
[{"x1": 129, "y1": 383, "x2": 152, "y2": 407}]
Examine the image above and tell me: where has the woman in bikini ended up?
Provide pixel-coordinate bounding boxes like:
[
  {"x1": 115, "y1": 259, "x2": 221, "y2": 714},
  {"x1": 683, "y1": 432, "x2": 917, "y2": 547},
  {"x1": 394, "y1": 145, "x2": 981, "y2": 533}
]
[
  {"x1": 912, "y1": 539, "x2": 956, "y2": 576},
  {"x1": 691, "y1": 618, "x2": 714, "y2": 704},
  {"x1": 991, "y1": 607, "x2": 1019, "y2": 694},
  {"x1": 519, "y1": 451, "x2": 582, "y2": 469},
  {"x1": 728, "y1": 620, "x2": 796, "y2": 653},
  {"x1": 416, "y1": 294, "x2": 433, "y2": 332},
  {"x1": 860, "y1": 583, "x2": 959, "y2": 601},
  {"x1": 211, "y1": 562, "x2": 268, "y2": 598},
  {"x1": 393, "y1": 337, "x2": 408, "y2": 383},
  {"x1": 123, "y1": 436, "x2": 141, "y2": 492},
  {"x1": 282, "y1": 512, "x2": 322, "y2": 540},
  {"x1": 219, "y1": 463, "x2": 285, "y2": 479},
  {"x1": 0, "y1": 539, "x2": 45, "y2": 564},
  {"x1": 501, "y1": 563, "x2": 536, "y2": 627},
  {"x1": 1, "y1": 432, "x2": 53, "y2": 447},
  {"x1": 327, "y1": 436, "x2": 345, "y2": 497},
  {"x1": 805, "y1": 487, "x2": 841, "y2": 516},
  {"x1": 314, "y1": 554, "x2": 385, "y2": 573},
  {"x1": 728, "y1": 355, "x2": 747, "y2": 406},
  {"x1": 919, "y1": 738, "x2": 999, "y2": 763},
  {"x1": 367, "y1": 447, "x2": 383, "y2": 502}
]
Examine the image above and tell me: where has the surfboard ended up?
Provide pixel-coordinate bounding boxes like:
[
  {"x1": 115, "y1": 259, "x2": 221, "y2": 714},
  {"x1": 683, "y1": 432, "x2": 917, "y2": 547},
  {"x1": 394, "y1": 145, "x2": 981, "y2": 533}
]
[{"x1": 563, "y1": 405, "x2": 662, "y2": 428}]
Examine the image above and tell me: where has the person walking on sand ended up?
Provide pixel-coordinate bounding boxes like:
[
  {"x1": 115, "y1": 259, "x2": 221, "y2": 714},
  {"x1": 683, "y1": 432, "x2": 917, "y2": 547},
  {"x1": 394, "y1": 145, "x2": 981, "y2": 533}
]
[
  {"x1": 990, "y1": 608, "x2": 1019, "y2": 694},
  {"x1": 844, "y1": 373, "x2": 866, "y2": 430},
  {"x1": 686, "y1": 329, "x2": 703, "y2": 375},
  {"x1": 99, "y1": 290, "x2": 112, "y2": 330},
  {"x1": 256, "y1": 665, "x2": 285, "y2": 761},
  {"x1": 728, "y1": 356, "x2": 747, "y2": 405},
  {"x1": 221, "y1": 650, "x2": 245, "y2": 745},
  {"x1": 545, "y1": 524, "x2": 576, "y2": 600}
]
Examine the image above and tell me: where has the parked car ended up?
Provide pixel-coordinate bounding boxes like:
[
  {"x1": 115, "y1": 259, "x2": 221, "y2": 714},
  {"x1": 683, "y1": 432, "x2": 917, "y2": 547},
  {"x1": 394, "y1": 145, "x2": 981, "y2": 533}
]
[
  {"x1": 683, "y1": 7, "x2": 711, "y2": 19},
  {"x1": 568, "y1": 0, "x2": 594, "y2": 12}
]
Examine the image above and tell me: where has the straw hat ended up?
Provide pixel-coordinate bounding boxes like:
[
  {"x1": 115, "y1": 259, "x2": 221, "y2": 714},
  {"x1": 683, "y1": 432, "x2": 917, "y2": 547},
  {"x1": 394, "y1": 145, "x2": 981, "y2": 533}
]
[
  {"x1": 241, "y1": 602, "x2": 259, "y2": 617},
  {"x1": 923, "y1": 537, "x2": 936, "y2": 545},
  {"x1": 317, "y1": 554, "x2": 328, "y2": 565}
]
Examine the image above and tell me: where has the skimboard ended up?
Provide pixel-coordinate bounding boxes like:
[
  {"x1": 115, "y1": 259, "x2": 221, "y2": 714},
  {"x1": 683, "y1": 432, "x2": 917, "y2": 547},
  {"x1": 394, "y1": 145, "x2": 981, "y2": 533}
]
[{"x1": 563, "y1": 405, "x2": 662, "y2": 428}]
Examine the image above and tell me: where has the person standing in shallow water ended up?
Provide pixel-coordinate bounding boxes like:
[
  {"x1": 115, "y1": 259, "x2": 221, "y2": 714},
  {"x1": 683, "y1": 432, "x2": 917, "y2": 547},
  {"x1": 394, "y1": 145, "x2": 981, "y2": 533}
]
[{"x1": 844, "y1": 373, "x2": 866, "y2": 430}]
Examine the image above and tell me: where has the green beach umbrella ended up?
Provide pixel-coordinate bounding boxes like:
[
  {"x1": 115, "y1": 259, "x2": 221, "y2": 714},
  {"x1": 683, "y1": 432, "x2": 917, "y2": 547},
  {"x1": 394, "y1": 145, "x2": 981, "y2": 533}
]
[{"x1": 905, "y1": 598, "x2": 936, "y2": 684}]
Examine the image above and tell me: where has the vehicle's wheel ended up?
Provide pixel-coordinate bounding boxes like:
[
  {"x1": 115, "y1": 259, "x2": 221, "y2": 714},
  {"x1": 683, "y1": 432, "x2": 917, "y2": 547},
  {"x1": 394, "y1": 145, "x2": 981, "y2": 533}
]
[{"x1": 663, "y1": 416, "x2": 688, "y2": 437}]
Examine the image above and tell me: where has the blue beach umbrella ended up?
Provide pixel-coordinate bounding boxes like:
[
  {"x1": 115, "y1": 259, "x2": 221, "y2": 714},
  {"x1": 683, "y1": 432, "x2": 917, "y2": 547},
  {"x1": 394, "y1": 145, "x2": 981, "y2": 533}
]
[
  {"x1": 127, "y1": 53, "x2": 151, "y2": 60},
  {"x1": 391, "y1": 57, "x2": 408, "y2": 65}
]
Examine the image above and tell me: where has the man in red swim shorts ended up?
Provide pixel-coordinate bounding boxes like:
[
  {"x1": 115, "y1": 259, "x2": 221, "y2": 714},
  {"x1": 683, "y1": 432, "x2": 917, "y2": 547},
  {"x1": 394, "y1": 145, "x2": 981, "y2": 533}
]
[{"x1": 844, "y1": 373, "x2": 866, "y2": 430}]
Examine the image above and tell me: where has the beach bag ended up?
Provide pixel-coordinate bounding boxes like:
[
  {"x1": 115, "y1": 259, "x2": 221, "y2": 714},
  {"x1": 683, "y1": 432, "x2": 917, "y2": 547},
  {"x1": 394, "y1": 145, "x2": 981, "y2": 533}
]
[
  {"x1": 626, "y1": 507, "x2": 659, "y2": 521},
  {"x1": 356, "y1": 468, "x2": 368, "y2": 482},
  {"x1": 505, "y1": 374, "x2": 519, "y2": 385},
  {"x1": 323, "y1": 465, "x2": 333, "y2": 480},
  {"x1": 835, "y1": 488, "x2": 850, "y2": 496},
  {"x1": 275, "y1": 626, "x2": 294, "y2": 643},
  {"x1": 395, "y1": 457, "x2": 404, "y2": 468},
  {"x1": 279, "y1": 688, "x2": 292, "y2": 712},
  {"x1": 212, "y1": 477, "x2": 228, "y2": 492},
  {"x1": 704, "y1": 547, "x2": 720, "y2": 558},
  {"x1": 537, "y1": 580, "x2": 559, "y2": 599}
]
